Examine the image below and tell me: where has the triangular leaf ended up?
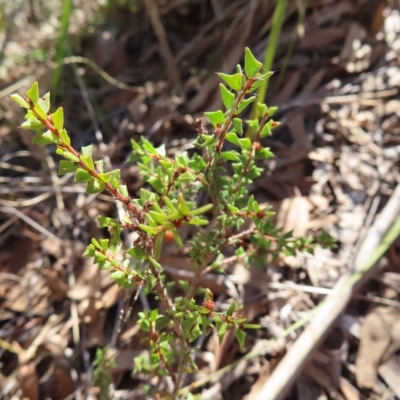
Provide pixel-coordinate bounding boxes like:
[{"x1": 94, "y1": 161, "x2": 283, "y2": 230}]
[
  {"x1": 86, "y1": 178, "x2": 106, "y2": 194},
  {"x1": 75, "y1": 168, "x2": 92, "y2": 183},
  {"x1": 225, "y1": 132, "x2": 242, "y2": 148},
  {"x1": 244, "y1": 47, "x2": 263, "y2": 78},
  {"x1": 59, "y1": 160, "x2": 78, "y2": 175},
  {"x1": 204, "y1": 110, "x2": 226, "y2": 128},
  {"x1": 51, "y1": 107, "x2": 64, "y2": 131},
  {"x1": 10, "y1": 94, "x2": 30, "y2": 109},
  {"x1": 219, "y1": 83, "x2": 235, "y2": 109},
  {"x1": 26, "y1": 81, "x2": 39, "y2": 103},
  {"x1": 235, "y1": 329, "x2": 246, "y2": 349},
  {"x1": 217, "y1": 73, "x2": 243, "y2": 91}
]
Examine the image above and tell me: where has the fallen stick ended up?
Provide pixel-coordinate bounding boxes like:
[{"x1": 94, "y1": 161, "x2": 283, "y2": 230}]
[{"x1": 253, "y1": 183, "x2": 400, "y2": 400}]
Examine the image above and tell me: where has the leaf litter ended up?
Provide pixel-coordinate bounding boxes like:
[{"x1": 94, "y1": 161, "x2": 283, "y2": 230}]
[{"x1": 0, "y1": 0, "x2": 400, "y2": 399}]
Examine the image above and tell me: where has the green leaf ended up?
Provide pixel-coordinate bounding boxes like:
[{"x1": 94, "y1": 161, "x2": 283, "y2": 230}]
[
  {"x1": 239, "y1": 138, "x2": 252, "y2": 150},
  {"x1": 149, "y1": 309, "x2": 159, "y2": 322},
  {"x1": 127, "y1": 246, "x2": 145, "y2": 260},
  {"x1": 257, "y1": 102, "x2": 267, "y2": 117},
  {"x1": 33, "y1": 103, "x2": 47, "y2": 120},
  {"x1": 37, "y1": 92, "x2": 50, "y2": 114},
  {"x1": 75, "y1": 168, "x2": 92, "y2": 183},
  {"x1": 235, "y1": 329, "x2": 246, "y2": 349},
  {"x1": 80, "y1": 155, "x2": 94, "y2": 170},
  {"x1": 81, "y1": 144, "x2": 93, "y2": 157},
  {"x1": 140, "y1": 188, "x2": 155, "y2": 203},
  {"x1": 109, "y1": 169, "x2": 121, "y2": 185},
  {"x1": 248, "y1": 79, "x2": 264, "y2": 93},
  {"x1": 98, "y1": 216, "x2": 121, "y2": 227},
  {"x1": 163, "y1": 197, "x2": 178, "y2": 214},
  {"x1": 26, "y1": 81, "x2": 39, "y2": 103},
  {"x1": 147, "y1": 177, "x2": 165, "y2": 194},
  {"x1": 148, "y1": 256, "x2": 161, "y2": 269},
  {"x1": 268, "y1": 106, "x2": 278, "y2": 117},
  {"x1": 260, "y1": 120, "x2": 272, "y2": 138},
  {"x1": 41, "y1": 130, "x2": 61, "y2": 144},
  {"x1": 59, "y1": 128, "x2": 70, "y2": 145},
  {"x1": 244, "y1": 47, "x2": 263, "y2": 78},
  {"x1": 219, "y1": 83, "x2": 235, "y2": 109},
  {"x1": 138, "y1": 224, "x2": 158, "y2": 235},
  {"x1": 178, "y1": 194, "x2": 191, "y2": 216},
  {"x1": 221, "y1": 150, "x2": 241, "y2": 162},
  {"x1": 10, "y1": 94, "x2": 30, "y2": 109},
  {"x1": 154, "y1": 233, "x2": 163, "y2": 260},
  {"x1": 148, "y1": 211, "x2": 169, "y2": 224},
  {"x1": 83, "y1": 244, "x2": 95, "y2": 257},
  {"x1": 159, "y1": 159, "x2": 173, "y2": 174},
  {"x1": 95, "y1": 160, "x2": 104, "y2": 173},
  {"x1": 188, "y1": 218, "x2": 209, "y2": 225},
  {"x1": 226, "y1": 300, "x2": 236, "y2": 317},
  {"x1": 217, "y1": 73, "x2": 243, "y2": 91},
  {"x1": 110, "y1": 271, "x2": 127, "y2": 287},
  {"x1": 32, "y1": 131, "x2": 54, "y2": 145},
  {"x1": 217, "y1": 323, "x2": 229, "y2": 344},
  {"x1": 200, "y1": 134, "x2": 218, "y2": 147},
  {"x1": 247, "y1": 119, "x2": 259, "y2": 134},
  {"x1": 246, "y1": 165, "x2": 262, "y2": 179},
  {"x1": 141, "y1": 139, "x2": 157, "y2": 154},
  {"x1": 201, "y1": 315, "x2": 214, "y2": 332},
  {"x1": 91, "y1": 238, "x2": 101, "y2": 249},
  {"x1": 100, "y1": 239, "x2": 109, "y2": 252},
  {"x1": 59, "y1": 160, "x2": 77, "y2": 175},
  {"x1": 145, "y1": 213, "x2": 156, "y2": 227},
  {"x1": 232, "y1": 118, "x2": 243, "y2": 135},
  {"x1": 238, "y1": 96, "x2": 256, "y2": 113},
  {"x1": 119, "y1": 184, "x2": 129, "y2": 197},
  {"x1": 171, "y1": 227, "x2": 183, "y2": 249},
  {"x1": 56, "y1": 147, "x2": 79, "y2": 163},
  {"x1": 204, "y1": 110, "x2": 226, "y2": 128},
  {"x1": 155, "y1": 316, "x2": 171, "y2": 331},
  {"x1": 21, "y1": 116, "x2": 43, "y2": 131},
  {"x1": 255, "y1": 148, "x2": 274, "y2": 159},
  {"x1": 225, "y1": 132, "x2": 242, "y2": 148},
  {"x1": 261, "y1": 71, "x2": 275, "y2": 80},
  {"x1": 51, "y1": 107, "x2": 64, "y2": 131},
  {"x1": 203, "y1": 288, "x2": 213, "y2": 301},
  {"x1": 98, "y1": 173, "x2": 110, "y2": 183},
  {"x1": 176, "y1": 171, "x2": 196, "y2": 184},
  {"x1": 130, "y1": 138, "x2": 141, "y2": 151},
  {"x1": 86, "y1": 178, "x2": 106, "y2": 194},
  {"x1": 190, "y1": 203, "x2": 213, "y2": 216},
  {"x1": 243, "y1": 324, "x2": 261, "y2": 329}
]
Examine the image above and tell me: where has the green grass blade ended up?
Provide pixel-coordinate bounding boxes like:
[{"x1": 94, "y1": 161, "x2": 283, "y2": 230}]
[
  {"x1": 275, "y1": 0, "x2": 308, "y2": 91},
  {"x1": 247, "y1": 0, "x2": 288, "y2": 136},
  {"x1": 51, "y1": 0, "x2": 73, "y2": 100}
]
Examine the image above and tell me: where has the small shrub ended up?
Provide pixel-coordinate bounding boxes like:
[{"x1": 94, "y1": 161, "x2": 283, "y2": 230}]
[{"x1": 11, "y1": 47, "x2": 333, "y2": 398}]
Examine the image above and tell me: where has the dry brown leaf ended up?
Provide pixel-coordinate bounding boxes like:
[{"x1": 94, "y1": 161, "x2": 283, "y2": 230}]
[
  {"x1": 355, "y1": 307, "x2": 399, "y2": 388},
  {"x1": 378, "y1": 355, "x2": 400, "y2": 398},
  {"x1": 339, "y1": 377, "x2": 362, "y2": 400},
  {"x1": 41, "y1": 268, "x2": 69, "y2": 300},
  {"x1": 277, "y1": 197, "x2": 310, "y2": 238},
  {"x1": 18, "y1": 359, "x2": 39, "y2": 400}
]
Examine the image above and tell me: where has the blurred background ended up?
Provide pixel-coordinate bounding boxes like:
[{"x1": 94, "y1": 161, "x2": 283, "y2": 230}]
[{"x1": 1, "y1": 0, "x2": 400, "y2": 399}]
